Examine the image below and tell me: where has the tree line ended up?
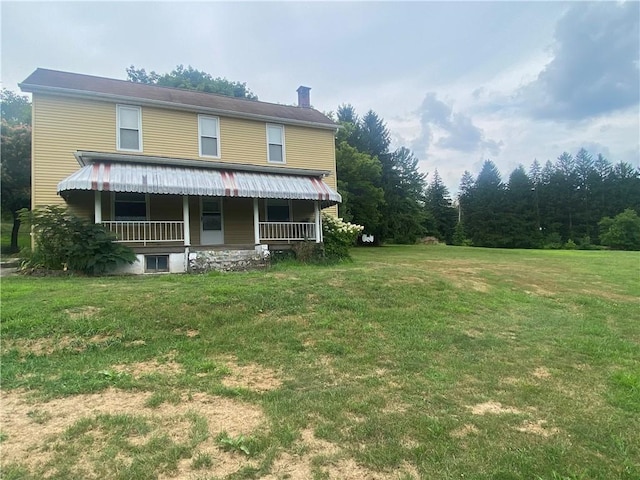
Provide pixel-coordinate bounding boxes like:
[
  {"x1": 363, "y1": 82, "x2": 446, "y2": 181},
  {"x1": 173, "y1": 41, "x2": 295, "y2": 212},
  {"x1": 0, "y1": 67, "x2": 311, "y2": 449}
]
[
  {"x1": 457, "y1": 155, "x2": 640, "y2": 249},
  {"x1": 332, "y1": 105, "x2": 640, "y2": 250}
]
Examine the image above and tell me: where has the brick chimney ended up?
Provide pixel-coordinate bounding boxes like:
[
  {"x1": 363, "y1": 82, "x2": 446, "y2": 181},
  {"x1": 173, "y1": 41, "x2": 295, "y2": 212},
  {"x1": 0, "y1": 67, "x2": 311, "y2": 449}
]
[{"x1": 297, "y1": 86, "x2": 311, "y2": 108}]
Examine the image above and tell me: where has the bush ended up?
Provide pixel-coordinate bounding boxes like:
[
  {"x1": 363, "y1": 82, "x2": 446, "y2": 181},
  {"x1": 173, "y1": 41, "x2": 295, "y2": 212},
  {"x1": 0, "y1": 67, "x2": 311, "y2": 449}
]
[
  {"x1": 544, "y1": 232, "x2": 563, "y2": 250},
  {"x1": 452, "y1": 222, "x2": 472, "y2": 246},
  {"x1": 322, "y1": 214, "x2": 364, "y2": 261},
  {"x1": 599, "y1": 209, "x2": 640, "y2": 251},
  {"x1": 291, "y1": 241, "x2": 323, "y2": 263},
  {"x1": 20, "y1": 206, "x2": 136, "y2": 275},
  {"x1": 564, "y1": 239, "x2": 577, "y2": 250}
]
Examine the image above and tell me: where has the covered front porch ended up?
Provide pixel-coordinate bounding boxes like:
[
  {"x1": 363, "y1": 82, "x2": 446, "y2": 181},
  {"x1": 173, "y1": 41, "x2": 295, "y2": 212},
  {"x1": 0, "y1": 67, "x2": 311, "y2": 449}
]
[
  {"x1": 92, "y1": 193, "x2": 324, "y2": 247},
  {"x1": 57, "y1": 153, "x2": 341, "y2": 269}
]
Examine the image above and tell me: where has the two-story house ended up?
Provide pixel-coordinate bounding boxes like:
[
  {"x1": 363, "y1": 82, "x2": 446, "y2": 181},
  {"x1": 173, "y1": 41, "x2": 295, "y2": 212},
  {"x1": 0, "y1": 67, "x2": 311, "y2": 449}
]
[{"x1": 19, "y1": 68, "x2": 341, "y2": 273}]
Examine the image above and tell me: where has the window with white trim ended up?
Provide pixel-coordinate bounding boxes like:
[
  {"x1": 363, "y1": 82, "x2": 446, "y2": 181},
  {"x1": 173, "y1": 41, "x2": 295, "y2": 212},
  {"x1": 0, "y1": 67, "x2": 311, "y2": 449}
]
[
  {"x1": 114, "y1": 192, "x2": 147, "y2": 221},
  {"x1": 117, "y1": 105, "x2": 142, "y2": 151},
  {"x1": 267, "y1": 124, "x2": 285, "y2": 163},
  {"x1": 265, "y1": 199, "x2": 291, "y2": 222},
  {"x1": 198, "y1": 115, "x2": 220, "y2": 157}
]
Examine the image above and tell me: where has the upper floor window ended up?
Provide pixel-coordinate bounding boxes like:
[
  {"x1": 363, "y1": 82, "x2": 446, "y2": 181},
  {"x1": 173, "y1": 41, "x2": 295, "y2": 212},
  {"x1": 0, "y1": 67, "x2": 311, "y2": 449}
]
[
  {"x1": 267, "y1": 124, "x2": 285, "y2": 163},
  {"x1": 199, "y1": 115, "x2": 220, "y2": 158},
  {"x1": 117, "y1": 105, "x2": 142, "y2": 151}
]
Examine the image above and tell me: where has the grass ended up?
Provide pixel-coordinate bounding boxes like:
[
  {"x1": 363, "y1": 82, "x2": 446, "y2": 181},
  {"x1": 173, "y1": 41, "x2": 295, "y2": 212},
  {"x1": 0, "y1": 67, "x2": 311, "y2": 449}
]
[
  {"x1": 1, "y1": 245, "x2": 638, "y2": 479},
  {"x1": 1, "y1": 218, "x2": 30, "y2": 258}
]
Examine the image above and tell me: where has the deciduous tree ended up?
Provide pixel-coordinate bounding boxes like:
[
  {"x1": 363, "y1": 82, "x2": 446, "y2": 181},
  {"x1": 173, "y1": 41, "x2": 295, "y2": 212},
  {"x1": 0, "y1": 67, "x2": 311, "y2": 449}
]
[
  {"x1": 1, "y1": 89, "x2": 32, "y2": 252},
  {"x1": 126, "y1": 65, "x2": 258, "y2": 99}
]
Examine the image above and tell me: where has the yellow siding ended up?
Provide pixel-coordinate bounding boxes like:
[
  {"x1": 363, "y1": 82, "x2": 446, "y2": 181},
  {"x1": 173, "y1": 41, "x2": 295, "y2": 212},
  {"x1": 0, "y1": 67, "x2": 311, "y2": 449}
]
[
  {"x1": 149, "y1": 194, "x2": 182, "y2": 221},
  {"x1": 32, "y1": 93, "x2": 338, "y2": 216},
  {"x1": 292, "y1": 200, "x2": 314, "y2": 222},
  {"x1": 32, "y1": 94, "x2": 115, "y2": 209},
  {"x1": 223, "y1": 198, "x2": 254, "y2": 244},
  {"x1": 64, "y1": 191, "x2": 94, "y2": 219},
  {"x1": 188, "y1": 197, "x2": 201, "y2": 245}
]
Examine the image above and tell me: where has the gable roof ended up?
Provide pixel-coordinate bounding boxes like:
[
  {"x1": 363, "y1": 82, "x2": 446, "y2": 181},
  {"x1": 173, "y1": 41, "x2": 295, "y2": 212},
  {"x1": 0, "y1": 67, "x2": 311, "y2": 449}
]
[{"x1": 20, "y1": 68, "x2": 337, "y2": 130}]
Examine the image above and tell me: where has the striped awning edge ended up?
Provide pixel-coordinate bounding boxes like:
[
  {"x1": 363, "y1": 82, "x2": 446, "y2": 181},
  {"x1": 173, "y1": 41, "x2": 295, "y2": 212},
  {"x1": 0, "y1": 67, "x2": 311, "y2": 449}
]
[{"x1": 57, "y1": 162, "x2": 341, "y2": 204}]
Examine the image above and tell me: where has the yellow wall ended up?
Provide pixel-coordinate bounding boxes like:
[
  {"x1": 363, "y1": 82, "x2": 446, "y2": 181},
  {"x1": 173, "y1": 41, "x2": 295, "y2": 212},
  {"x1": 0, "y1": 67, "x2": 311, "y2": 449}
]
[
  {"x1": 223, "y1": 198, "x2": 254, "y2": 244},
  {"x1": 32, "y1": 93, "x2": 338, "y2": 211}
]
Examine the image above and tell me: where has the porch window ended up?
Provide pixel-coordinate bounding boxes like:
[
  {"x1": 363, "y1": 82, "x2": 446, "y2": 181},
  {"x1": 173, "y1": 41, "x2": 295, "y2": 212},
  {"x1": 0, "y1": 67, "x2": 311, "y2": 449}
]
[
  {"x1": 266, "y1": 124, "x2": 285, "y2": 163},
  {"x1": 117, "y1": 105, "x2": 142, "y2": 151},
  {"x1": 114, "y1": 192, "x2": 147, "y2": 221},
  {"x1": 265, "y1": 199, "x2": 290, "y2": 222},
  {"x1": 198, "y1": 115, "x2": 220, "y2": 157}
]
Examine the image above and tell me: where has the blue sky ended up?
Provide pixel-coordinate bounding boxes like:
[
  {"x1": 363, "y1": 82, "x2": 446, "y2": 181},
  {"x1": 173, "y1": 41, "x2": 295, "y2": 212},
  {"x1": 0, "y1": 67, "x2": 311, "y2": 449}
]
[{"x1": 2, "y1": 1, "x2": 638, "y2": 192}]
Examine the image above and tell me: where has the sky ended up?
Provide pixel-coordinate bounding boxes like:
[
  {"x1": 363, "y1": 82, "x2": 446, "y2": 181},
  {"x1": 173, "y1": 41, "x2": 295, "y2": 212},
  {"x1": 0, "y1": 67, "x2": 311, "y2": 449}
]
[{"x1": 2, "y1": 1, "x2": 639, "y2": 193}]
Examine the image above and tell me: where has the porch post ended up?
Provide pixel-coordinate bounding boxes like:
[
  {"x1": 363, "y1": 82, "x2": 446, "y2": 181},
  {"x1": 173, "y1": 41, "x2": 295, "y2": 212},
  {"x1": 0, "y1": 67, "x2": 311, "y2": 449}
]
[
  {"x1": 94, "y1": 191, "x2": 102, "y2": 223},
  {"x1": 182, "y1": 195, "x2": 191, "y2": 246},
  {"x1": 314, "y1": 200, "x2": 321, "y2": 243},
  {"x1": 253, "y1": 198, "x2": 260, "y2": 245}
]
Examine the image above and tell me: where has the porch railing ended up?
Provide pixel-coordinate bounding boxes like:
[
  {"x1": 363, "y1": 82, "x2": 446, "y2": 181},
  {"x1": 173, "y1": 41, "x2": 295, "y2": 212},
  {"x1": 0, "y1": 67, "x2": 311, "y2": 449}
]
[
  {"x1": 101, "y1": 221, "x2": 184, "y2": 246},
  {"x1": 259, "y1": 222, "x2": 316, "y2": 241}
]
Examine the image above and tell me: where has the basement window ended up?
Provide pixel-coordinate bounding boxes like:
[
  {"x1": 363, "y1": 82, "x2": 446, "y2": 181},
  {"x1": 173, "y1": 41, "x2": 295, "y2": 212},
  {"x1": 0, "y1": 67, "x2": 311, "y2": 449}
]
[{"x1": 145, "y1": 255, "x2": 169, "y2": 273}]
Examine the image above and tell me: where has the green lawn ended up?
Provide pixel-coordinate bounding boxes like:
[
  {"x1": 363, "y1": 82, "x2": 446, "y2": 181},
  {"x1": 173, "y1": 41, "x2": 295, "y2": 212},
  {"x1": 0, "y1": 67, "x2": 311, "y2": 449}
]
[
  {"x1": 1, "y1": 218, "x2": 30, "y2": 257},
  {"x1": 1, "y1": 246, "x2": 638, "y2": 479}
]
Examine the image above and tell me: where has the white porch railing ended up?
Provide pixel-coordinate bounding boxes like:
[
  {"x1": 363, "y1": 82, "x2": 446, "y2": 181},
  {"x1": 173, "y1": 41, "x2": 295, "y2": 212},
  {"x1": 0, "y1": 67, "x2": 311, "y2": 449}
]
[
  {"x1": 101, "y1": 221, "x2": 184, "y2": 246},
  {"x1": 259, "y1": 222, "x2": 316, "y2": 241}
]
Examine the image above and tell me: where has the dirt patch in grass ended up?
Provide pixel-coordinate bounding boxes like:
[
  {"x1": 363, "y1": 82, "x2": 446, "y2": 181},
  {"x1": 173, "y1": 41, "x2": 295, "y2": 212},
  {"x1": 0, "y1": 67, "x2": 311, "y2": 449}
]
[
  {"x1": 451, "y1": 423, "x2": 480, "y2": 438},
  {"x1": 3, "y1": 334, "x2": 120, "y2": 356},
  {"x1": 437, "y1": 267, "x2": 490, "y2": 293},
  {"x1": 221, "y1": 356, "x2": 283, "y2": 392},
  {"x1": 469, "y1": 401, "x2": 524, "y2": 415},
  {"x1": 515, "y1": 419, "x2": 559, "y2": 437},
  {"x1": 112, "y1": 359, "x2": 184, "y2": 378},
  {"x1": 325, "y1": 458, "x2": 419, "y2": 480},
  {"x1": 263, "y1": 428, "x2": 339, "y2": 479},
  {"x1": 464, "y1": 328, "x2": 484, "y2": 339},
  {"x1": 0, "y1": 388, "x2": 264, "y2": 476},
  {"x1": 524, "y1": 284, "x2": 556, "y2": 297},
  {"x1": 265, "y1": 428, "x2": 418, "y2": 480},
  {"x1": 173, "y1": 328, "x2": 200, "y2": 337},
  {"x1": 65, "y1": 305, "x2": 101, "y2": 319},
  {"x1": 532, "y1": 367, "x2": 552, "y2": 379}
]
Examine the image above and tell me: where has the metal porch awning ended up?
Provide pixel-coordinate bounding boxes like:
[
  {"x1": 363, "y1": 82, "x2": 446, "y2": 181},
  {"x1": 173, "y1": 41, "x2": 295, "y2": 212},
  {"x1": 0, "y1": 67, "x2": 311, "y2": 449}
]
[{"x1": 57, "y1": 162, "x2": 341, "y2": 205}]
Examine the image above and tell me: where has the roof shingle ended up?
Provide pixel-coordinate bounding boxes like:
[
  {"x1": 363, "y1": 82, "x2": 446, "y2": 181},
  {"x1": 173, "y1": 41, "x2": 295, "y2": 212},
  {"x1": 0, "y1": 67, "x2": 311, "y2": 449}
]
[{"x1": 20, "y1": 68, "x2": 337, "y2": 128}]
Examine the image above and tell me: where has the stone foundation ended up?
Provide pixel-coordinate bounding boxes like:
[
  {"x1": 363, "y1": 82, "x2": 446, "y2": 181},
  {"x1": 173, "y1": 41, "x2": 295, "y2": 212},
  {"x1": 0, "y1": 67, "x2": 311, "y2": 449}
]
[{"x1": 188, "y1": 249, "x2": 269, "y2": 273}]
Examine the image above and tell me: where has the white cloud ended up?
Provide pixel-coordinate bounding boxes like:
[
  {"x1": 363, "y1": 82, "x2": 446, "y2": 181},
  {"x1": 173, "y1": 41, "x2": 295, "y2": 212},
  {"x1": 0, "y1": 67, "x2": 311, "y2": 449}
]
[{"x1": 1, "y1": 1, "x2": 637, "y2": 194}]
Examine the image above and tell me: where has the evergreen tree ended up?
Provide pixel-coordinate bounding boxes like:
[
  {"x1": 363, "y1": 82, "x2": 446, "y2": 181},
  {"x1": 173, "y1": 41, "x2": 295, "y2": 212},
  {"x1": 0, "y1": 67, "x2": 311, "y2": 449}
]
[
  {"x1": 505, "y1": 166, "x2": 541, "y2": 248},
  {"x1": 465, "y1": 160, "x2": 507, "y2": 247},
  {"x1": 380, "y1": 147, "x2": 427, "y2": 243},
  {"x1": 335, "y1": 141, "x2": 385, "y2": 235},
  {"x1": 356, "y1": 110, "x2": 391, "y2": 160},
  {"x1": 425, "y1": 170, "x2": 457, "y2": 243},
  {"x1": 608, "y1": 162, "x2": 640, "y2": 216},
  {"x1": 458, "y1": 170, "x2": 475, "y2": 241}
]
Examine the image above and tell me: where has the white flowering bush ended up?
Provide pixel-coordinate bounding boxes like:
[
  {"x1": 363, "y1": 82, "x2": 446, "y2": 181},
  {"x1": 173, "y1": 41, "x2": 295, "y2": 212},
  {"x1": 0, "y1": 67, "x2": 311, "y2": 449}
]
[{"x1": 322, "y1": 214, "x2": 365, "y2": 260}]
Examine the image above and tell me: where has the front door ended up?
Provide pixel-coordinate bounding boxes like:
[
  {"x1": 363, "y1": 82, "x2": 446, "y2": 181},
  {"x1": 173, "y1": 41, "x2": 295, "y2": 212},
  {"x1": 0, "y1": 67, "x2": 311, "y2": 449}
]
[{"x1": 201, "y1": 198, "x2": 223, "y2": 245}]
